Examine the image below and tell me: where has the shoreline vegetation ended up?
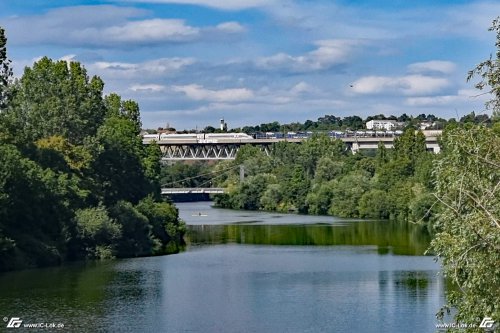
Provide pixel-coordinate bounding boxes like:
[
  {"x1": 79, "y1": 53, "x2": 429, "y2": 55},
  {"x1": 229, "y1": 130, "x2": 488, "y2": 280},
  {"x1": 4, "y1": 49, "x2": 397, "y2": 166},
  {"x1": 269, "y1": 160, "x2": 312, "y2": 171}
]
[
  {"x1": 0, "y1": 28, "x2": 185, "y2": 272},
  {"x1": 212, "y1": 129, "x2": 435, "y2": 224}
]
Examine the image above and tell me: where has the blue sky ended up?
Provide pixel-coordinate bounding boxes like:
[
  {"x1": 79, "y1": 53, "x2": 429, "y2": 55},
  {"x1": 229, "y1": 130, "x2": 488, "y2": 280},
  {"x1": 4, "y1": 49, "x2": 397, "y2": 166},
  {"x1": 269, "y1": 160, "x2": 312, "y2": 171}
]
[{"x1": 0, "y1": 0, "x2": 498, "y2": 129}]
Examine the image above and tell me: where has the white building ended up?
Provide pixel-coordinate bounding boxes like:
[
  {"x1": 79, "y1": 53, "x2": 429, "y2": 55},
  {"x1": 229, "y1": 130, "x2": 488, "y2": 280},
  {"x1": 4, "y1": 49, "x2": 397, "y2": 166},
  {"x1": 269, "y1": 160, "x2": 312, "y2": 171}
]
[
  {"x1": 365, "y1": 120, "x2": 396, "y2": 131},
  {"x1": 419, "y1": 121, "x2": 433, "y2": 130}
]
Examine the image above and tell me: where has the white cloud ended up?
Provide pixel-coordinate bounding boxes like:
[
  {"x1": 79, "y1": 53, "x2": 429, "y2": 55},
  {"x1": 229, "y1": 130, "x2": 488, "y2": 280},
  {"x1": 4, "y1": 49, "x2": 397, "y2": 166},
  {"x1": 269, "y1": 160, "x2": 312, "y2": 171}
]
[
  {"x1": 4, "y1": 5, "x2": 145, "y2": 45},
  {"x1": 405, "y1": 89, "x2": 489, "y2": 107},
  {"x1": 256, "y1": 39, "x2": 364, "y2": 73},
  {"x1": 116, "y1": 0, "x2": 277, "y2": 10},
  {"x1": 215, "y1": 21, "x2": 246, "y2": 33},
  {"x1": 4, "y1": 6, "x2": 245, "y2": 47},
  {"x1": 89, "y1": 57, "x2": 196, "y2": 80},
  {"x1": 172, "y1": 84, "x2": 254, "y2": 102},
  {"x1": 407, "y1": 61, "x2": 457, "y2": 75},
  {"x1": 290, "y1": 82, "x2": 313, "y2": 95},
  {"x1": 97, "y1": 19, "x2": 200, "y2": 43},
  {"x1": 130, "y1": 84, "x2": 167, "y2": 92},
  {"x1": 351, "y1": 74, "x2": 450, "y2": 96},
  {"x1": 58, "y1": 54, "x2": 77, "y2": 62}
]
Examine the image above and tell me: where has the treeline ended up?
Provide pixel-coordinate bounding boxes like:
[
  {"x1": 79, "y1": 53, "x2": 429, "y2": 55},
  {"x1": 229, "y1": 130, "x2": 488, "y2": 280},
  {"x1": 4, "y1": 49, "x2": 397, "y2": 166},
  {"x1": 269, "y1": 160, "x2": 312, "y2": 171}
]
[
  {"x1": 170, "y1": 111, "x2": 496, "y2": 135},
  {"x1": 212, "y1": 129, "x2": 434, "y2": 223},
  {"x1": 0, "y1": 28, "x2": 185, "y2": 271},
  {"x1": 232, "y1": 112, "x2": 493, "y2": 133}
]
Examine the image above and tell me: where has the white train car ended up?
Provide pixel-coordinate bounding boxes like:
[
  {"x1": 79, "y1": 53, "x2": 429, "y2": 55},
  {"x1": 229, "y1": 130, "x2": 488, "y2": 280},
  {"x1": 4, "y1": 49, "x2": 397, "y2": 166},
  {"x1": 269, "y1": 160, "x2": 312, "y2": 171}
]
[
  {"x1": 142, "y1": 134, "x2": 160, "y2": 143},
  {"x1": 145, "y1": 132, "x2": 255, "y2": 143}
]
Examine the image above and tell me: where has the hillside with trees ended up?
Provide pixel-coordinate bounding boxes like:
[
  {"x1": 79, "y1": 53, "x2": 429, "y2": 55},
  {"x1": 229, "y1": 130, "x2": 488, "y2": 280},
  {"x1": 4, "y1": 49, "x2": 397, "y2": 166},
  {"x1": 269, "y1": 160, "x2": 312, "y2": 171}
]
[
  {"x1": 0, "y1": 27, "x2": 185, "y2": 272},
  {"x1": 212, "y1": 129, "x2": 434, "y2": 223}
]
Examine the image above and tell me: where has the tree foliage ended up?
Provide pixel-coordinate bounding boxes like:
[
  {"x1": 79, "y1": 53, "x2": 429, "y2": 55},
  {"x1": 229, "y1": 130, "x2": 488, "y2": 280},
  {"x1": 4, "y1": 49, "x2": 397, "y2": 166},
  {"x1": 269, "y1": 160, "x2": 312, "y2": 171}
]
[
  {"x1": 430, "y1": 127, "x2": 499, "y2": 326},
  {"x1": 4, "y1": 57, "x2": 106, "y2": 144},
  {"x1": 0, "y1": 26, "x2": 12, "y2": 110},
  {"x1": 0, "y1": 29, "x2": 184, "y2": 271},
  {"x1": 428, "y1": 18, "x2": 500, "y2": 326},
  {"x1": 467, "y1": 16, "x2": 500, "y2": 118},
  {"x1": 214, "y1": 130, "x2": 434, "y2": 221}
]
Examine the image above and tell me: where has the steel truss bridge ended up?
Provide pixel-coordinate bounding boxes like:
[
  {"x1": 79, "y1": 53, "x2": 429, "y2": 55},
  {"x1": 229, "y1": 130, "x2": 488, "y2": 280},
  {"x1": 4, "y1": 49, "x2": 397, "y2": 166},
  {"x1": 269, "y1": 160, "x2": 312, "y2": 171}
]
[
  {"x1": 161, "y1": 187, "x2": 225, "y2": 194},
  {"x1": 149, "y1": 134, "x2": 441, "y2": 162}
]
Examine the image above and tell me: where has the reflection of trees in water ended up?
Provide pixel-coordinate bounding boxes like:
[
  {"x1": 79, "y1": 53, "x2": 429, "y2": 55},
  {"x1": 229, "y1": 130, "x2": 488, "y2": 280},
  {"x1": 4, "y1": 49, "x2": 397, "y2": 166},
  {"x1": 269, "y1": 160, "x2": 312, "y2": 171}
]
[
  {"x1": 0, "y1": 260, "x2": 164, "y2": 332},
  {"x1": 186, "y1": 220, "x2": 432, "y2": 256},
  {"x1": 0, "y1": 262, "x2": 114, "y2": 329}
]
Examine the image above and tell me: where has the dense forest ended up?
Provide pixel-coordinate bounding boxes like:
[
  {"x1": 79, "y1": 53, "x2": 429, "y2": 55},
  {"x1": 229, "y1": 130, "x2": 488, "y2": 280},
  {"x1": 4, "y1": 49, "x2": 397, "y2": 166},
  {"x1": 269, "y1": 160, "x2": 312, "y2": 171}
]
[
  {"x1": 212, "y1": 129, "x2": 434, "y2": 221},
  {"x1": 0, "y1": 27, "x2": 185, "y2": 272}
]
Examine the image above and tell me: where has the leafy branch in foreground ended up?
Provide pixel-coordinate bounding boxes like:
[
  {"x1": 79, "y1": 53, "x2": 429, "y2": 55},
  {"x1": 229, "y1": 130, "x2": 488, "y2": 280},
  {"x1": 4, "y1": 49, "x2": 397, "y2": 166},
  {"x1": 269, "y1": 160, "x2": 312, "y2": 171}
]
[{"x1": 430, "y1": 116, "x2": 500, "y2": 329}]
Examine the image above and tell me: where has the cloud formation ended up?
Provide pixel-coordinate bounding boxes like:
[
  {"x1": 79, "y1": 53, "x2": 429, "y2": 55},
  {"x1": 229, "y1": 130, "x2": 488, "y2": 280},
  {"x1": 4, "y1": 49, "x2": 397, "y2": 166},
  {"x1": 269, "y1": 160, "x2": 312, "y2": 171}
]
[
  {"x1": 407, "y1": 61, "x2": 457, "y2": 75},
  {"x1": 88, "y1": 57, "x2": 196, "y2": 80},
  {"x1": 4, "y1": 5, "x2": 245, "y2": 47},
  {"x1": 351, "y1": 75, "x2": 450, "y2": 96},
  {"x1": 116, "y1": 0, "x2": 277, "y2": 10},
  {"x1": 256, "y1": 39, "x2": 364, "y2": 73},
  {"x1": 2, "y1": 1, "x2": 497, "y2": 129},
  {"x1": 172, "y1": 84, "x2": 254, "y2": 102}
]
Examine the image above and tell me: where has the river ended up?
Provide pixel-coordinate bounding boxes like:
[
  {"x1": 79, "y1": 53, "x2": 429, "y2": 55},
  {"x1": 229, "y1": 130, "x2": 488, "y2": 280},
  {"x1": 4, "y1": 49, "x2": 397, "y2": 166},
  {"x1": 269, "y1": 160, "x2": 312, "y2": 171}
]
[{"x1": 0, "y1": 202, "x2": 445, "y2": 332}]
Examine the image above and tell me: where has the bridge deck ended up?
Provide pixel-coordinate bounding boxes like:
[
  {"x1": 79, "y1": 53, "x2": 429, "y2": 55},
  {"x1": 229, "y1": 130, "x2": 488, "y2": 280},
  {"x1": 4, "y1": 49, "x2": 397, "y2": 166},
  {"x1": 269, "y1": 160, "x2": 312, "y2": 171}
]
[
  {"x1": 161, "y1": 187, "x2": 225, "y2": 194},
  {"x1": 149, "y1": 132, "x2": 442, "y2": 161}
]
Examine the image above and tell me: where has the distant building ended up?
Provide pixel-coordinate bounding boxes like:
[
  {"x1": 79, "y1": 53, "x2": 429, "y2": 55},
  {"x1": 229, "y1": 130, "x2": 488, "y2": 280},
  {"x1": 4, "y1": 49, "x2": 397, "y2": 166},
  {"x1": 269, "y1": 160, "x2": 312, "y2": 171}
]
[
  {"x1": 220, "y1": 118, "x2": 228, "y2": 132},
  {"x1": 365, "y1": 120, "x2": 396, "y2": 131},
  {"x1": 419, "y1": 121, "x2": 433, "y2": 130}
]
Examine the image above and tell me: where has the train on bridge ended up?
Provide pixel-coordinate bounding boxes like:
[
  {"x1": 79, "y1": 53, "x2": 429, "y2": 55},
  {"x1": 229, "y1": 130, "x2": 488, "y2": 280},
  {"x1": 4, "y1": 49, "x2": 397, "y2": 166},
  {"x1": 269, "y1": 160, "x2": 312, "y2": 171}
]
[
  {"x1": 143, "y1": 132, "x2": 254, "y2": 143},
  {"x1": 143, "y1": 129, "x2": 441, "y2": 143},
  {"x1": 143, "y1": 130, "x2": 441, "y2": 160}
]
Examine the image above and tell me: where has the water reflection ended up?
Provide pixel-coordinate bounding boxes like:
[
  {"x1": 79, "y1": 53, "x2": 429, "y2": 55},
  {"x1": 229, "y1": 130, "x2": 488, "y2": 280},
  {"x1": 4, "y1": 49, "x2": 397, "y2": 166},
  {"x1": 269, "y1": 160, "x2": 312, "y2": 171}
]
[
  {"x1": 0, "y1": 260, "x2": 164, "y2": 332},
  {"x1": 187, "y1": 220, "x2": 432, "y2": 255},
  {"x1": 0, "y1": 203, "x2": 444, "y2": 333},
  {"x1": 0, "y1": 262, "x2": 114, "y2": 331}
]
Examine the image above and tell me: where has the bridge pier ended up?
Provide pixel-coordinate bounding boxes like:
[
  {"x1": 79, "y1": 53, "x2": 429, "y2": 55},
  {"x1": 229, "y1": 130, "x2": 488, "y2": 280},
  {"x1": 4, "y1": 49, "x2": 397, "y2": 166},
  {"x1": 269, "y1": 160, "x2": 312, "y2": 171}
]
[{"x1": 240, "y1": 165, "x2": 245, "y2": 182}]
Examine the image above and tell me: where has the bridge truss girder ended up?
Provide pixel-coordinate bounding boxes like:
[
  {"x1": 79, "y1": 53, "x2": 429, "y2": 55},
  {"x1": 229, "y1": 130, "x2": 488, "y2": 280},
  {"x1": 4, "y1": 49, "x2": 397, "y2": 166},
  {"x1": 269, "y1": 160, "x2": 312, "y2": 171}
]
[{"x1": 160, "y1": 143, "x2": 272, "y2": 161}]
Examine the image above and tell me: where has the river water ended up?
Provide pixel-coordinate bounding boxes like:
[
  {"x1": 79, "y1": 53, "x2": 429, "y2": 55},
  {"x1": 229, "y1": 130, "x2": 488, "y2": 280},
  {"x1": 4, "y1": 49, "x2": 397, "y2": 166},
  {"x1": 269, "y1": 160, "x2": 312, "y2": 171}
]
[{"x1": 0, "y1": 202, "x2": 445, "y2": 332}]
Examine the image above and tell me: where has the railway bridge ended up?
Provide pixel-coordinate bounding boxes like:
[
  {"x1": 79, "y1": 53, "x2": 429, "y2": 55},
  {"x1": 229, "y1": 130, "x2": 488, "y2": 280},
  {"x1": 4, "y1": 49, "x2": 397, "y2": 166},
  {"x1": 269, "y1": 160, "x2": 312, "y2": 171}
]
[{"x1": 146, "y1": 132, "x2": 441, "y2": 161}]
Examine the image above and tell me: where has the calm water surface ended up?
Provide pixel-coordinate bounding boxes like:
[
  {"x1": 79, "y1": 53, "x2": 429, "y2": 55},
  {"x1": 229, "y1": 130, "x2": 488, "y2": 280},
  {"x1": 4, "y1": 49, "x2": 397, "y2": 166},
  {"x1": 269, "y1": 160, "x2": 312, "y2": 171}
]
[{"x1": 0, "y1": 202, "x2": 445, "y2": 332}]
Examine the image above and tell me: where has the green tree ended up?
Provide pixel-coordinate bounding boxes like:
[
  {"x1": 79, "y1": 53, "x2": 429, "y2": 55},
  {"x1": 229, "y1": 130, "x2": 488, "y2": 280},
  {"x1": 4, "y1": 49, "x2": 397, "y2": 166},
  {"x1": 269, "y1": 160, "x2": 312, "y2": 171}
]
[
  {"x1": 260, "y1": 184, "x2": 283, "y2": 211},
  {"x1": 104, "y1": 93, "x2": 142, "y2": 135},
  {"x1": 92, "y1": 116, "x2": 152, "y2": 205},
  {"x1": 358, "y1": 189, "x2": 390, "y2": 219},
  {"x1": 306, "y1": 182, "x2": 335, "y2": 215},
  {"x1": 430, "y1": 126, "x2": 499, "y2": 325},
  {"x1": 0, "y1": 26, "x2": 12, "y2": 110},
  {"x1": 314, "y1": 157, "x2": 344, "y2": 182},
  {"x1": 393, "y1": 128, "x2": 427, "y2": 168},
  {"x1": 136, "y1": 196, "x2": 185, "y2": 254},
  {"x1": 109, "y1": 201, "x2": 152, "y2": 258},
  {"x1": 329, "y1": 171, "x2": 370, "y2": 217},
  {"x1": 0, "y1": 144, "x2": 71, "y2": 270},
  {"x1": 299, "y1": 134, "x2": 346, "y2": 177},
  {"x1": 3, "y1": 57, "x2": 106, "y2": 144},
  {"x1": 74, "y1": 205, "x2": 122, "y2": 260},
  {"x1": 467, "y1": 16, "x2": 500, "y2": 119}
]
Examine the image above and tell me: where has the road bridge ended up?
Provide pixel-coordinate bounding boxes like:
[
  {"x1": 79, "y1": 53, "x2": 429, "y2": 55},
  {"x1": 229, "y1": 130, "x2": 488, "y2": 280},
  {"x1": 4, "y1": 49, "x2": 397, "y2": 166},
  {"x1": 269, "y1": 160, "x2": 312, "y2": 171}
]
[
  {"x1": 161, "y1": 187, "x2": 226, "y2": 195},
  {"x1": 147, "y1": 132, "x2": 441, "y2": 161}
]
